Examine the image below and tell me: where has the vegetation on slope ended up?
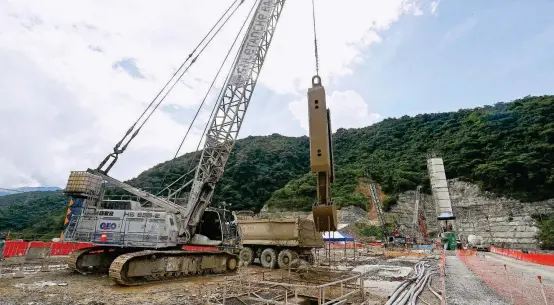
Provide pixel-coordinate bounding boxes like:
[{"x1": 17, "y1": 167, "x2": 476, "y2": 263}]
[
  {"x1": 267, "y1": 95, "x2": 554, "y2": 210},
  {"x1": 1, "y1": 95, "x2": 553, "y2": 242},
  {"x1": 533, "y1": 213, "x2": 554, "y2": 250},
  {"x1": 128, "y1": 134, "x2": 311, "y2": 211},
  {"x1": 0, "y1": 191, "x2": 68, "y2": 240}
]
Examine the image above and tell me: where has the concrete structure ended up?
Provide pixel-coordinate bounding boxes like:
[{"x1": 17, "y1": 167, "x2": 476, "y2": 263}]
[
  {"x1": 391, "y1": 179, "x2": 554, "y2": 249},
  {"x1": 427, "y1": 157, "x2": 455, "y2": 220}
]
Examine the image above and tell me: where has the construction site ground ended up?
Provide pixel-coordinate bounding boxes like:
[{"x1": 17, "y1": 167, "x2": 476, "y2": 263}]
[
  {"x1": 453, "y1": 251, "x2": 554, "y2": 304},
  {"x1": 0, "y1": 247, "x2": 444, "y2": 305},
  {"x1": 3, "y1": 247, "x2": 552, "y2": 304}
]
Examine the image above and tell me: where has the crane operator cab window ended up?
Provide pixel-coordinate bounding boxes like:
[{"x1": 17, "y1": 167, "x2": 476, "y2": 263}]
[{"x1": 196, "y1": 210, "x2": 223, "y2": 242}]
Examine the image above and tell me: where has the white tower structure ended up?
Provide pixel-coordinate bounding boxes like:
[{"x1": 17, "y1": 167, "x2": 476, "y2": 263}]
[{"x1": 427, "y1": 157, "x2": 455, "y2": 220}]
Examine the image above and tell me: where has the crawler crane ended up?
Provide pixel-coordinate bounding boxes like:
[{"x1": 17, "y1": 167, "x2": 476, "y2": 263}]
[{"x1": 61, "y1": 0, "x2": 337, "y2": 285}]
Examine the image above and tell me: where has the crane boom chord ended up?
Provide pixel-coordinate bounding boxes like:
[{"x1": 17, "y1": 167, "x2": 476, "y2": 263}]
[{"x1": 184, "y1": 0, "x2": 286, "y2": 236}]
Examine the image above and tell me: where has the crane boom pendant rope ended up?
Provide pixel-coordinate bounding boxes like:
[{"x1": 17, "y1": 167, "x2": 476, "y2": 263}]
[
  {"x1": 156, "y1": 0, "x2": 261, "y2": 198},
  {"x1": 96, "y1": 0, "x2": 246, "y2": 174}
]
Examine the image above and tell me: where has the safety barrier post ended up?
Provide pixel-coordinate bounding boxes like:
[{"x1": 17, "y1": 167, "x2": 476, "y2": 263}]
[
  {"x1": 40, "y1": 242, "x2": 54, "y2": 272},
  {"x1": 0, "y1": 241, "x2": 5, "y2": 276},
  {"x1": 503, "y1": 264, "x2": 514, "y2": 304},
  {"x1": 13, "y1": 242, "x2": 31, "y2": 278},
  {"x1": 538, "y1": 276, "x2": 549, "y2": 305},
  {"x1": 440, "y1": 250, "x2": 446, "y2": 305}
]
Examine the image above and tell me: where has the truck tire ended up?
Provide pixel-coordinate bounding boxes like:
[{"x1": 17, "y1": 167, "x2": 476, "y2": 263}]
[
  {"x1": 239, "y1": 247, "x2": 254, "y2": 266},
  {"x1": 277, "y1": 249, "x2": 298, "y2": 269},
  {"x1": 260, "y1": 248, "x2": 277, "y2": 269}
]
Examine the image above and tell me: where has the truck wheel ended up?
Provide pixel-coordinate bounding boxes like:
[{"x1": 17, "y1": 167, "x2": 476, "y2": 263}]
[
  {"x1": 239, "y1": 247, "x2": 254, "y2": 266},
  {"x1": 277, "y1": 249, "x2": 298, "y2": 269},
  {"x1": 260, "y1": 248, "x2": 277, "y2": 269}
]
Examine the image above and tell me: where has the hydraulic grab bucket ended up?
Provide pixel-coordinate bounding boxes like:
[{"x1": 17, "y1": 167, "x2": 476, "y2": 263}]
[{"x1": 308, "y1": 76, "x2": 337, "y2": 232}]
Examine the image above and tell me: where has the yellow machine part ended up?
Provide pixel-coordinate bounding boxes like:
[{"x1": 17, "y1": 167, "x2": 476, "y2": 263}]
[
  {"x1": 308, "y1": 76, "x2": 337, "y2": 232},
  {"x1": 312, "y1": 205, "x2": 338, "y2": 232}
]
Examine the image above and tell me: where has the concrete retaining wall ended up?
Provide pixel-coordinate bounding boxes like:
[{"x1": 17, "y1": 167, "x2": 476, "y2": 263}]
[{"x1": 392, "y1": 179, "x2": 554, "y2": 250}]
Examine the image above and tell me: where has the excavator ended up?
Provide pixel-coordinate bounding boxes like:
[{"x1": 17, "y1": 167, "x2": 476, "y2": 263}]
[{"x1": 61, "y1": 0, "x2": 337, "y2": 285}]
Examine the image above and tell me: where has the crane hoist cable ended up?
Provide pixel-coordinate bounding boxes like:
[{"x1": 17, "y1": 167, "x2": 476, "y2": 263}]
[
  {"x1": 156, "y1": 0, "x2": 260, "y2": 197},
  {"x1": 311, "y1": 0, "x2": 320, "y2": 76},
  {"x1": 96, "y1": 0, "x2": 246, "y2": 174}
]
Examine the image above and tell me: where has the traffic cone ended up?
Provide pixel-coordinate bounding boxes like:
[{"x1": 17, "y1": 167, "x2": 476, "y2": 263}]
[{"x1": 100, "y1": 232, "x2": 107, "y2": 242}]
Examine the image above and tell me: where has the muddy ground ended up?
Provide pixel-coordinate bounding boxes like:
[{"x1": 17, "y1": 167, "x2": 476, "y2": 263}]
[{"x1": 0, "y1": 249, "x2": 437, "y2": 305}]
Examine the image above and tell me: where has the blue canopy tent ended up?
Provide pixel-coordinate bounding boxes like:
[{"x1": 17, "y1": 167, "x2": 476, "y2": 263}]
[{"x1": 322, "y1": 231, "x2": 355, "y2": 242}]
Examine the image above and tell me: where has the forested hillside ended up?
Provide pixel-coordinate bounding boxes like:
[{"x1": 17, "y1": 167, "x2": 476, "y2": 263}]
[
  {"x1": 268, "y1": 95, "x2": 554, "y2": 210},
  {"x1": 0, "y1": 191, "x2": 67, "y2": 240},
  {"x1": 1, "y1": 95, "x2": 553, "y2": 237}
]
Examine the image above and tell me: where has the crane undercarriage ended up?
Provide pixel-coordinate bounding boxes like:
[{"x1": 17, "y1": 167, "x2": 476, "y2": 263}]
[{"x1": 69, "y1": 247, "x2": 238, "y2": 286}]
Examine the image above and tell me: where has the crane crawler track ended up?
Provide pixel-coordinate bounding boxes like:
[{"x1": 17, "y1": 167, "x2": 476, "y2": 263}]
[
  {"x1": 68, "y1": 246, "x2": 123, "y2": 274},
  {"x1": 109, "y1": 250, "x2": 239, "y2": 286}
]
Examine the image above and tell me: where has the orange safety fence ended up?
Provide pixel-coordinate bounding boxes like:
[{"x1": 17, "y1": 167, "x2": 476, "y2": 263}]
[
  {"x1": 2, "y1": 240, "x2": 375, "y2": 258},
  {"x1": 458, "y1": 248, "x2": 554, "y2": 304},
  {"x1": 490, "y1": 246, "x2": 554, "y2": 267},
  {"x1": 327, "y1": 242, "x2": 365, "y2": 249},
  {"x1": 1, "y1": 241, "x2": 226, "y2": 258},
  {"x1": 1, "y1": 241, "x2": 93, "y2": 258},
  {"x1": 456, "y1": 248, "x2": 478, "y2": 256}
]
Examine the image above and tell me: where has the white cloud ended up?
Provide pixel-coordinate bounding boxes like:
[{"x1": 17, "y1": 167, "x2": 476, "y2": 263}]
[
  {"x1": 288, "y1": 90, "x2": 382, "y2": 133},
  {"x1": 430, "y1": 1, "x2": 440, "y2": 15},
  {"x1": 0, "y1": 0, "x2": 434, "y2": 187}
]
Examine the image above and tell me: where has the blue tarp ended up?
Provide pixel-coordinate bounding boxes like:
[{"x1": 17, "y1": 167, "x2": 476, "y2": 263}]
[{"x1": 322, "y1": 231, "x2": 355, "y2": 242}]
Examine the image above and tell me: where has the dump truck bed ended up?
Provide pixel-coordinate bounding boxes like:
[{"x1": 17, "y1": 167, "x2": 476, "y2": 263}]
[{"x1": 237, "y1": 218, "x2": 324, "y2": 248}]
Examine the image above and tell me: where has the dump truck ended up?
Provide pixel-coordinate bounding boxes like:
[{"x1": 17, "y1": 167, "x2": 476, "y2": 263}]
[{"x1": 236, "y1": 218, "x2": 324, "y2": 269}]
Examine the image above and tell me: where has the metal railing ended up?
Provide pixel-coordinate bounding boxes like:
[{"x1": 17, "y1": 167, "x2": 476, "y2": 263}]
[{"x1": 189, "y1": 268, "x2": 368, "y2": 305}]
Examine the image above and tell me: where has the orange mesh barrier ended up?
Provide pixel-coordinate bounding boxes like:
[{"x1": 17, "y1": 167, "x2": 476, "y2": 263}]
[
  {"x1": 490, "y1": 246, "x2": 554, "y2": 266},
  {"x1": 2, "y1": 241, "x2": 93, "y2": 258},
  {"x1": 458, "y1": 250, "x2": 554, "y2": 304}
]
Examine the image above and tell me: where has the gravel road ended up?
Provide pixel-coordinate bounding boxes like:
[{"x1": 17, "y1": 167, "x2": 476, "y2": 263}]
[
  {"x1": 444, "y1": 255, "x2": 509, "y2": 305},
  {"x1": 461, "y1": 251, "x2": 554, "y2": 304},
  {"x1": 485, "y1": 251, "x2": 554, "y2": 287}
]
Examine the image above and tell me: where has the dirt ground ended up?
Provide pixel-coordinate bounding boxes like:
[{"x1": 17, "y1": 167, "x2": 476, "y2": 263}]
[
  {"x1": 0, "y1": 248, "x2": 435, "y2": 305},
  {"x1": 0, "y1": 265, "x2": 278, "y2": 305}
]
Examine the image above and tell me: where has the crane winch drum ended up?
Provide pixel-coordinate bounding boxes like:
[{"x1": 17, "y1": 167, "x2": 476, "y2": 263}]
[{"x1": 308, "y1": 75, "x2": 337, "y2": 232}]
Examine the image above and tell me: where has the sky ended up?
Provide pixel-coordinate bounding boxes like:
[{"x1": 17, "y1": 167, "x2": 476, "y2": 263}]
[{"x1": 1, "y1": 0, "x2": 553, "y2": 188}]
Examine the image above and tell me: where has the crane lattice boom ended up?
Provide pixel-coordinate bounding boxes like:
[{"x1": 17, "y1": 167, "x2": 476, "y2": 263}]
[{"x1": 183, "y1": 0, "x2": 287, "y2": 238}]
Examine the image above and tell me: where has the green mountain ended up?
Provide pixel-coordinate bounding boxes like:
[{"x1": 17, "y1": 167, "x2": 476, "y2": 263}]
[
  {"x1": 1, "y1": 95, "x2": 553, "y2": 241},
  {"x1": 0, "y1": 191, "x2": 67, "y2": 240}
]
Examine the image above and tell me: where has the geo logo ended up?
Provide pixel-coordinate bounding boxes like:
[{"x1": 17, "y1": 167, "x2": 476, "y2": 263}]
[{"x1": 100, "y1": 222, "x2": 117, "y2": 230}]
